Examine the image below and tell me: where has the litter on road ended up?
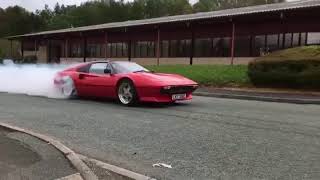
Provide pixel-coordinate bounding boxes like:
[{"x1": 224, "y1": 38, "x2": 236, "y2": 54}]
[{"x1": 152, "y1": 163, "x2": 173, "y2": 169}]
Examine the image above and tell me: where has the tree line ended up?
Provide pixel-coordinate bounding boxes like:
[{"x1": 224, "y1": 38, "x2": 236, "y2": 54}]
[{"x1": 0, "y1": 0, "x2": 284, "y2": 38}]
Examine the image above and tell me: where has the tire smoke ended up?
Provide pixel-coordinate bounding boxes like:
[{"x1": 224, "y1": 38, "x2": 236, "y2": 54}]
[{"x1": 0, "y1": 63, "x2": 69, "y2": 98}]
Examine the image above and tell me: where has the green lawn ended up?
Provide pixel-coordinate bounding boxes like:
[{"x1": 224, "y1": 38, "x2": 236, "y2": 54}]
[{"x1": 147, "y1": 65, "x2": 250, "y2": 87}]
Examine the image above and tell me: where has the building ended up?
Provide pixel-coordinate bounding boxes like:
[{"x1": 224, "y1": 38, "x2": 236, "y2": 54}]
[{"x1": 6, "y1": 0, "x2": 320, "y2": 65}]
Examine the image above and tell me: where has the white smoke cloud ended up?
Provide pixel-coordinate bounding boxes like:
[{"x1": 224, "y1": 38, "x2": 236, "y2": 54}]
[{"x1": 0, "y1": 63, "x2": 69, "y2": 98}]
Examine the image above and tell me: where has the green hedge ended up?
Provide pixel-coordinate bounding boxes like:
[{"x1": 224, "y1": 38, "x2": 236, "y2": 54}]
[{"x1": 248, "y1": 46, "x2": 320, "y2": 89}]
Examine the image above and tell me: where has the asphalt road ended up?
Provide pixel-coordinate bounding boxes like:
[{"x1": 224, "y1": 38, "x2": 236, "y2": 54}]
[{"x1": 0, "y1": 93, "x2": 320, "y2": 180}]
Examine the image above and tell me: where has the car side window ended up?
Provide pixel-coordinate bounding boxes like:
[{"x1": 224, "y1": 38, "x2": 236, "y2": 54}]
[
  {"x1": 88, "y1": 63, "x2": 110, "y2": 75},
  {"x1": 77, "y1": 64, "x2": 90, "y2": 73}
]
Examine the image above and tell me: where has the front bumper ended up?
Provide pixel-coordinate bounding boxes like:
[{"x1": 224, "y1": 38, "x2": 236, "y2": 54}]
[{"x1": 137, "y1": 85, "x2": 198, "y2": 103}]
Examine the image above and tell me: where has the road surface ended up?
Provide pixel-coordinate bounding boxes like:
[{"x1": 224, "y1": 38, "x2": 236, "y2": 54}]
[{"x1": 0, "y1": 93, "x2": 320, "y2": 180}]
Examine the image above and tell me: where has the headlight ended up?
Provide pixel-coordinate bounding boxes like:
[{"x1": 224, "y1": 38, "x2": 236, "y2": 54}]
[{"x1": 162, "y1": 86, "x2": 172, "y2": 90}]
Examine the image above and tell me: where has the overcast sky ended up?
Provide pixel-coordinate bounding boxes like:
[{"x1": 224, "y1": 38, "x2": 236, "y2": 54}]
[
  {"x1": 0, "y1": 0, "x2": 198, "y2": 12},
  {"x1": 0, "y1": 0, "x2": 298, "y2": 12}
]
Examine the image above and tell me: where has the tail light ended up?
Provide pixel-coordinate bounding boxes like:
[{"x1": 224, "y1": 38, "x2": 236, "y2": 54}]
[{"x1": 53, "y1": 74, "x2": 63, "y2": 84}]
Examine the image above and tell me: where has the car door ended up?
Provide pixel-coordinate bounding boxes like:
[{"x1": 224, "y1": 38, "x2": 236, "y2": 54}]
[
  {"x1": 77, "y1": 62, "x2": 115, "y2": 98},
  {"x1": 74, "y1": 64, "x2": 91, "y2": 97}
]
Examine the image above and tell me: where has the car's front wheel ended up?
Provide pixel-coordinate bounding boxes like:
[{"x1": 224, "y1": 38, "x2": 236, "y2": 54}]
[{"x1": 117, "y1": 79, "x2": 138, "y2": 106}]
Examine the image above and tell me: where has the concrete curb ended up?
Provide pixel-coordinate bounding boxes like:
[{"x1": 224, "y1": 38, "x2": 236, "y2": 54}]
[
  {"x1": 194, "y1": 92, "x2": 320, "y2": 105},
  {"x1": 78, "y1": 154, "x2": 156, "y2": 180},
  {"x1": 0, "y1": 122, "x2": 98, "y2": 180}
]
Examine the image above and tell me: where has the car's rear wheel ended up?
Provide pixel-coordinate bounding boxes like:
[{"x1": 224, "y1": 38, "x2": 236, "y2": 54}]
[
  {"x1": 117, "y1": 80, "x2": 138, "y2": 106},
  {"x1": 61, "y1": 76, "x2": 77, "y2": 99}
]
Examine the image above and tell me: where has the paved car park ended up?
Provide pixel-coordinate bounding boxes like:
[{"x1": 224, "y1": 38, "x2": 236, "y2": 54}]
[{"x1": 0, "y1": 93, "x2": 320, "y2": 179}]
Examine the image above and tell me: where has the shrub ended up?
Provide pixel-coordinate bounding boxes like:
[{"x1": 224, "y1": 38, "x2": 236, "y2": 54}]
[{"x1": 248, "y1": 46, "x2": 320, "y2": 89}]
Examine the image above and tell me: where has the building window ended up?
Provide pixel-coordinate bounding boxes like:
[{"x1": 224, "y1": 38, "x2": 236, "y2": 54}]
[
  {"x1": 195, "y1": 38, "x2": 211, "y2": 57},
  {"x1": 300, "y1": 33, "x2": 307, "y2": 46},
  {"x1": 107, "y1": 42, "x2": 129, "y2": 58},
  {"x1": 86, "y1": 44, "x2": 104, "y2": 58},
  {"x1": 210, "y1": 38, "x2": 230, "y2": 57},
  {"x1": 169, "y1": 40, "x2": 178, "y2": 57},
  {"x1": 122, "y1": 43, "x2": 128, "y2": 57},
  {"x1": 254, "y1": 35, "x2": 265, "y2": 56},
  {"x1": 161, "y1": 40, "x2": 169, "y2": 57},
  {"x1": 70, "y1": 43, "x2": 82, "y2": 57},
  {"x1": 307, "y1": 32, "x2": 320, "y2": 45},
  {"x1": 179, "y1": 39, "x2": 191, "y2": 57},
  {"x1": 234, "y1": 36, "x2": 251, "y2": 57},
  {"x1": 160, "y1": 39, "x2": 191, "y2": 57},
  {"x1": 266, "y1": 34, "x2": 280, "y2": 52},
  {"x1": 284, "y1": 33, "x2": 292, "y2": 48},
  {"x1": 133, "y1": 41, "x2": 155, "y2": 58},
  {"x1": 292, "y1": 33, "x2": 300, "y2": 47}
]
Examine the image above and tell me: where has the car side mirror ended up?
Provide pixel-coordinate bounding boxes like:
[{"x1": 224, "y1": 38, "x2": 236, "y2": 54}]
[{"x1": 104, "y1": 68, "x2": 111, "y2": 74}]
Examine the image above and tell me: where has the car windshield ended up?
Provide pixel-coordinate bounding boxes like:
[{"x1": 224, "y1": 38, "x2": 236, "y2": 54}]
[{"x1": 111, "y1": 61, "x2": 149, "y2": 74}]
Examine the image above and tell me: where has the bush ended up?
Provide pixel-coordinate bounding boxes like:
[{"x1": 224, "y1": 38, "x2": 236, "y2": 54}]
[{"x1": 248, "y1": 46, "x2": 320, "y2": 89}]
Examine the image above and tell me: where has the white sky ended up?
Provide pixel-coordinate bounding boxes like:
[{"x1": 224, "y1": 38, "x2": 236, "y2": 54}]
[
  {"x1": 0, "y1": 0, "x2": 298, "y2": 12},
  {"x1": 0, "y1": 0, "x2": 198, "y2": 12}
]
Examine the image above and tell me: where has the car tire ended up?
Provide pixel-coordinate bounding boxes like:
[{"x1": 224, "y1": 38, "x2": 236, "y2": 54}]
[
  {"x1": 61, "y1": 76, "x2": 77, "y2": 99},
  {"x1": 117, "y1": 79, "x2": 138, "y2": 106}
]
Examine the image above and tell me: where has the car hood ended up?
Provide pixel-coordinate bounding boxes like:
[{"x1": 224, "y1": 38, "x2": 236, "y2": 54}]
[{"x1": 136, "y1": 72, "x2": 197, "y2": 85}]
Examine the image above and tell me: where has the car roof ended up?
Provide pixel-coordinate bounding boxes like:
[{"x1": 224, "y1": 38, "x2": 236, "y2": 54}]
[{"x1": 64, "y1": 60, "x2": 135, "y2": 70}]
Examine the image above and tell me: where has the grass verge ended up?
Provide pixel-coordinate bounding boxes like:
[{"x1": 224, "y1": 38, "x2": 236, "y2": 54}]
[{"x1": 147, "y1": 65, "x2": 250, "y2": 87}]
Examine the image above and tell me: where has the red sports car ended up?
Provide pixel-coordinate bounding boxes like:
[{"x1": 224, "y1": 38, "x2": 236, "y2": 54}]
[{"x1": 54, "y1": 61, "x2": 198, "y2": 105}]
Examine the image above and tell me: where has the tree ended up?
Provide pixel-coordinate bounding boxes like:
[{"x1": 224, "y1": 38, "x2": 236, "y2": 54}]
[
  {"x1": 0, "y1": 0, "x2": 286, "y2": 37},
  {"x1": 193, "y1": 0, "x2": 220, "y2": 12},
  {"x1": 167, "y1": 0, "x2": 193, "y2": 15},
  {"x1": 193, "y1": 0, "x2": 285, "y2": 12},
  {"x1": 0, "y1": 6, "x2": 46, "y2": 37}
]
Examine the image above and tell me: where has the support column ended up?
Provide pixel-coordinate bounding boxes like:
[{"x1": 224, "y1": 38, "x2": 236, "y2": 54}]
[
  {"x1": 282, "y1": 33, "x2": 285, "y2": 49},
  {"x1": 105, "y1": 32, "x2": 108, "y2": 59},
  {"x1": 290, "y1": 33, "x2": 294, "y2": 47},
  {"x1": 211, "y1": 38, "x2": 214, "y2": 57},
  {"x1": 34, "y1": 39, "x2": 37, "y2": 57},
  {"x1": 10, "y1": 40, "x2": 13, "y2": 58},
  {"x1": 21, "y1": 40, "x2": 24, "y2": 59},
  {"x1": 277, "y1": 34, "x2": 280, "y2": 49},
  {"x1": 128, "y1": 39, "x2": 131, "y2": 61},
  {"x1": 249, "y1": 35, "x2": 253, "y2": 56},
  {"x1": 230, "y1": 22, "x2": 235, "y2": 65},
  {"x1": 298, "y1": 32, "x2": 302, "y2": 46},
  {"x1": 122, "y1": 42, "x2": 124, "y2": 57},
  {"x1": 156, "y1": 28, "x2": 161, "y2": 66},
  {"x1": 190, "y1": 29, "x2": 195, "y2": 65},
  {"x1": 264, "y1": 34, "x2": 268, "y2": 51},
  {"x1": 305, "y1": 32, "x2": 308, "y2": 45},
  {"x1": 83, "y1": 37, "x2": 87, "y2": 62},
  {"x1": 168, "y1": 40, "x2": 171, "y2": 57},
  {"x1": 65, "y1": 38, "x2": 69, "y2": 58},
  {"x1": 48, "y1": 40, "x2": 51, "y2": 63}
]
